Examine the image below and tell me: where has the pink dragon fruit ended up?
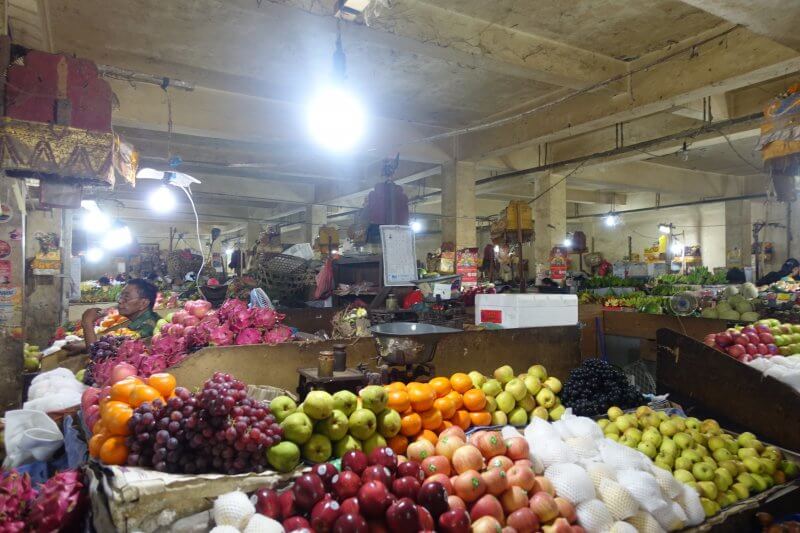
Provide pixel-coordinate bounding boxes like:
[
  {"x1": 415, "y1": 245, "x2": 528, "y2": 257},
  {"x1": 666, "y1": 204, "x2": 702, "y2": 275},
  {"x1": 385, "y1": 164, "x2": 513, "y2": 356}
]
[
  {"x1": 263, "y1": 325, "x2": 293, "y2": 345},
  {"x1": 208, "y1": 325, "x2": 235, "y2": 346},
  {"x1": 235, "y1": 327, "x2": 262, "y2": 345},
  {"x1": 217, "y1": 298, "x2": 247, "y2": 322},
  {"x1": 252, "y1": 307, "x2": 278, "y2": 330},
  {"x1": 28, "y1": 470, "x2": 87, "y2": 533},
  {"x1": 228, "y1": 308, "x2": 254, "y2": 332},
  {"x1": 0, "y1": 470, "x2": 37, "y2": 532}
]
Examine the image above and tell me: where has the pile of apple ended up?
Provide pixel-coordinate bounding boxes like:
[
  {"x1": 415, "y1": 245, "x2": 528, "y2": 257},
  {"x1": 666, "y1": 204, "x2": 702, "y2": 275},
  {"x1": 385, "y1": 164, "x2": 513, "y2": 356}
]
[
  {"x1": 704, "y1": 318, "x2": 800, "y2": 362},
  {"x1": 474, "y1": 365, "x2": 564, "y2": 426},
  {"x1": 267, "y1": 386, "x2": 403, "y2": 471},
  {"x1": 597, "y1": 406, "x2": 799, "y2": 517}
]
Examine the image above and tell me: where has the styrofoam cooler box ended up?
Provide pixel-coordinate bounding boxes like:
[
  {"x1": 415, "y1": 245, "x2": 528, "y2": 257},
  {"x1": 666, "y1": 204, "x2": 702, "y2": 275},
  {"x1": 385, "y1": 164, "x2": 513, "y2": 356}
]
[{"x1": 475, "y1": 293, "x2": 578, "y2": 328}]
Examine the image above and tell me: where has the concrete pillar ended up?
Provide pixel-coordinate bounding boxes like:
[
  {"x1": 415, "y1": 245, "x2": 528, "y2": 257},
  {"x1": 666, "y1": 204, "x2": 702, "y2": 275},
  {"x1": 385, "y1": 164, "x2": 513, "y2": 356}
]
[
  {"x1": 533, "y1": 172, "x2": 567, "y2": 265},
  {"x1": 0, "y1": 175, "x2": 24, "y2": 409},
  {"x1": 441, "y1": 161, "x2": 477, "y2": 248},
  {"x1": 304, "y1": 204, "x2": 327, "y2": 244},
  {"x1": 724, "y1": 200, "x2": 752, "y2": 268},
  {"x1": 25, "y1": 208, "x2": 65, "y2": 346}
]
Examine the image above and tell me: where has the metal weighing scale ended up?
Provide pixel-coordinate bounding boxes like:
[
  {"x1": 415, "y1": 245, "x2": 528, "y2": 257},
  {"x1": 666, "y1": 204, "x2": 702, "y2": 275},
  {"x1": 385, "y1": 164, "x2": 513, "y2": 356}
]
[{"x1": 370, "y1": 322, "x2": 462, "y2": 383}]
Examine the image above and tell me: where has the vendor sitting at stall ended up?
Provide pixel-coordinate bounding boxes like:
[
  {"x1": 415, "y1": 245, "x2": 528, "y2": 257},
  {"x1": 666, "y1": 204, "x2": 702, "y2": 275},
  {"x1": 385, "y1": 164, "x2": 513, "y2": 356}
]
[
  {"x1": 65, "y1": 279, "x2": 160, "y2": 353},
  {"x1": 756, "y1": 258, "x2": 800, "y2": 286}
]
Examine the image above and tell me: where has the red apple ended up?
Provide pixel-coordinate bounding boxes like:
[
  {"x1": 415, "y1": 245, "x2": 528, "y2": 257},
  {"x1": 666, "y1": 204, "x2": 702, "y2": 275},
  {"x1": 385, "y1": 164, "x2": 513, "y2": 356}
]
[
  {"x1": 470, "y1": 494, "x2": 505, "y2": 524},
  {"x1": 283, "y1": 516, "x2": 311, "y2": 532},
  {"x1": 386, "y1": 497, "x2": 420, "y2": 532},
  {"x1": 280, "y1": 490, "x2": 298, "y2": 519},
  {"x1": 332, "y1": 470, "x2": 362, "y2": 501},
  {"x1": 342, "y1": 450, "x2": 369, "y2": 475},
  {"x1": 487, "y1": 456, "x2": 514, "y2": 471},
  {"x1": 311, "y1": 498, "x2": 342, "y2": 533},
  {"x1": 757, "y1": 343, "x2": 769, "y2": 355},
  {"x1": 392, "y1": 476, "x2": 421, "y2": 501},
  {"x1": 477, "y1": 432, "x2": 507, "y2": 459},
  {"x1": 255, "y1": 488, "x2": 281, "y2": 520},
  {"x1": 367, "y1": 520, "x2": 389, "y2": 533},
  {"x1": 417, "y1": 480, "x2": 449, "y2": 521},
  {"x1": 369, "y1": 446, "x2": 398, "y2": 472},
  {"x1": 505, "y1": 438, "x2": 529, "y2": 461},
  {"x1": 746, "y1": 343, "x2": 758, "y2": 356},
  {"x1": 482, "y1": 467, "x2": 509, "y2": 496},
  {"x1": 312, "y1": 463, "x2": 338, "y2": 491},
  {"x1": 340, "y1": 496, "x2": 360, "y2": 516},
  {"x1": 422, "y1": 455, "x2": 451, "y2": 477},
  {"x1": 554, "y1": 497, "x2": 576, "y2": 524},
  {"x1": 454, "y1": 470, "x2": 486, "y2": 503},
  {"x1": 734, "y1": 335, "x2": 749, "y2": 346},
  {"x1": 397, "y1": 461, "x2": 425, "y2": 482},
  {"x1": 759, "y1": 332, "x2": 775, "y2": 344},
  {"x1": 293, "y1": 473, "x2": 326, "y2": 511},
  {"x1": 447, "y1": 494, "x2": 467, "y2": 510},
  {"x1": 417, "y1": 506, "x2": 434, "y2": 530},
  {"x1": 332, "y1": 513, "x2": 368, "y2": 533},
  {"x1": 362, "y1": 464, "x2": 393, "y2": 487},
  {"x1": 472, "y1": 516, "x2": 503, "y2": 533},
  {"x1": 506, "y1": 507, "x2": 540, "y2": 533},
  {"x1": 501, "y1": 486, "x2": 529, "y2": 514},
  {"x1": 715, "y1": 332, "x2": 733, "y2": 347},
  {"x1": 529, "y1": 491, "x2": 558, "y2": 523},
  {"x1": 746, "y1": 332, "x2": 760, "y2": 344},
  {"x1": 506, "y1": 464, "x2": 535, "y2": 491},
  {"x1": 438, "y1": 508, "x2": 471, "y2": 533},
  {"x1": 767, "y1": 343, "x2": 779, "y2": 355},
  {"x1": 357, "y1": 481, "x2": 391, "y2": 519}
]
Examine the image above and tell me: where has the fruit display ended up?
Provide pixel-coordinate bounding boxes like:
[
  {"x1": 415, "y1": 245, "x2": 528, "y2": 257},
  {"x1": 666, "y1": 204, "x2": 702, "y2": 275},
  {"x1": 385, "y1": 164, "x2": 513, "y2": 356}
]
[
  {"x1": 84, "y1": 334, "x2": 134, "y2": 385},
  {"x1": 745, "y1": 353, "x2": 800, "y2": 394},
  {"x1": 596, "y1": 406, "x2": 800, "y2": 518},
  {"x1": 560, "y1": 359, "x2": 645, "y2": 417},
  {"x1": 705, "y1": 319, "x2": 800, "y2": 360},
  {"x1": 700, "y1": 285, "x2": 759, "y2": 321},
  {"x1": 0, "y1": 469, "x2": 87, "y2": 533},
  {"x1": 269, "y1": 386, "x2": 403, "y2": 468},
  {"x1": 22, "y1": 343, "x2": 41, "y2": 372}
]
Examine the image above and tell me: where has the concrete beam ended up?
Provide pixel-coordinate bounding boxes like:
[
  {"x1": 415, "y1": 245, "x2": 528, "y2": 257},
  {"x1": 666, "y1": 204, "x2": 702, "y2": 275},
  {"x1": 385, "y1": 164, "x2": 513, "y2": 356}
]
[
  {"x1": 480, "y1": 190, "x2": 627, "y2": 205},
  {"x1": 459, "y1": 26, "x2": 800, "y2": 160},
  {"x1": 679, "y1": 0, "x2": 800, "y2": 52}
]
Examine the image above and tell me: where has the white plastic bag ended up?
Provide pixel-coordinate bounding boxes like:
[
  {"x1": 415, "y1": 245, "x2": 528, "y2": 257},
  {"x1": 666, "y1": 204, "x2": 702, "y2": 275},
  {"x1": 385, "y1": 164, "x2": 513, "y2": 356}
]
[{"x1": 2, "y1": 409, "x2": 63, "y2": 467}]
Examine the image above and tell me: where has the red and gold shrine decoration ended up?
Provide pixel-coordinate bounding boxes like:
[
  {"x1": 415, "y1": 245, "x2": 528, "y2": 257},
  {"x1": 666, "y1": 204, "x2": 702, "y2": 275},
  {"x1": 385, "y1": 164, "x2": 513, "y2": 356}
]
[{"x1": 549, "y1": 246, "x2": 569, "y2": 280}]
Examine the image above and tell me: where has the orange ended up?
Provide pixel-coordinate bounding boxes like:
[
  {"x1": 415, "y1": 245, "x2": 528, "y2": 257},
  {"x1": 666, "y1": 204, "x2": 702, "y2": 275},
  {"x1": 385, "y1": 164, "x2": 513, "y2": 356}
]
[
  {"x1": 469, "y1": 411, "x2": 492, "y2": 426},
  {"x1": 105, "y1": 403, "x2": 133, "y2": 436},
  {"x1": 429, "y1": 377, "x2": 452, "y2": 398},
  {"x1": 446, "y1": 391, "x2": 464, "y2": 410},
  {"x1": 99, "y1": 436, "x2": 129, "y2": 465},
  {"x1": 387, "y1": 434, "x2": 409, "y2": 455},
  {"x1": 451, "y1": 410, "x2": 472, "y2": 430},
  {"x1": 387, "y1": 390, "x2": 411, "y2": 413},
  {"x1": 128, "y1": 385, "x2": 163, "y2": 408},
  {"x1": 147, "y1": 373, "x2": 177, "y2": 398},
  {"x1": 88, "y1": 433, "x2": 107, "y2": 458},
  {"x1": 463, "y1": 389, "x2": 487, "y2": 412},
  {"x1": 409, "y1": 384, "x2": 436, "y2": 412},
  {"x1": 101, "y1": 400, "x2": 131, "y2": 420},
  {"x1": 92, "y1": 419, "x2": 107, "y2": 436},
  {"x1": 433, "y1": 396, "x2": 456, "y2": 419},
  {"x1": 401, "y1": 413, "x2": 423, "y2": 436},
  {"x1": 421, "y1": 408, "x2": 443, "y2": 430},
  {"x1": 385, "y1": 382, "x2": 407, "y2": 393},
  {"x1": 418, "y1": 429, "x2": 438, "y2": 445},
  {"x1": 450, "y1": 373, "x2": 473, "y2": 394},
  {"x1": 402, "y1": 407, "x2": 415, "y2": 416},
  {"x1": 110, "y1": 378, "x2": 140, "y2": 403}
]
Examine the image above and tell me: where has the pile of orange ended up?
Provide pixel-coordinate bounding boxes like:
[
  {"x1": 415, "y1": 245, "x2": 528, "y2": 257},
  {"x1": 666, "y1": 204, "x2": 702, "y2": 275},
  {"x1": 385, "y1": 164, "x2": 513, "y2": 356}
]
[
  {"x1": 88, "y1": 372, "x2": 177, "y2": 465},
  {"x1": 384, "y1": 372, "x2": 490, "y2": 455}
]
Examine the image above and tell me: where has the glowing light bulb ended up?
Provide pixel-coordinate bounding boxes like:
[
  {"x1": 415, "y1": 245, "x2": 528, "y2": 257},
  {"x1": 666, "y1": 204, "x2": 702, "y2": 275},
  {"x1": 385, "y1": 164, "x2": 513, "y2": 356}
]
[
  {"x1": 102, "y1": 225, "x2": 132, "y2": 250},
  {"x1": 86, "y1": 247, "x2": 103, "y2": 263},
  {"x1": 307, "y1": 85, "x2": 366, "y2": 151},
  {"x1": 149, "y1": 185, "x2": 176, "y2": 213},
  {"x1": 410, "y1": 220, "x2": 422, "y2": 233}
]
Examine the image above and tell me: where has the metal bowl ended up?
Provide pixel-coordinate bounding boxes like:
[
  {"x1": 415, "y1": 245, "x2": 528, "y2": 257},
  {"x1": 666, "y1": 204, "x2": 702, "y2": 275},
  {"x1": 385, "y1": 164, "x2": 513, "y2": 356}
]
[{"x1": 371, "y1": 322, "x2": 461, "y2": 365}]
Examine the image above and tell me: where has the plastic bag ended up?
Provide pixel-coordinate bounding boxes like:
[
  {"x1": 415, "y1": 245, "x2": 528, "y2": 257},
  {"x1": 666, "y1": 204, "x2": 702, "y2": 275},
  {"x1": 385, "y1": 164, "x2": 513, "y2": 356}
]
[{"x1": 3, "y1": 409, "x2": 64, "y2": 468}]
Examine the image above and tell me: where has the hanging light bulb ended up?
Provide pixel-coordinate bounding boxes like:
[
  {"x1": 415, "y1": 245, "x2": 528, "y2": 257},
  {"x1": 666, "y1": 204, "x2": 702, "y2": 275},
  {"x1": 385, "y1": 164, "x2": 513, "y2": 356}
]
[
  {"x1": 85, "y1": 247, "x2": 104, "y2": 263},
  {"x1": 659, "y1": 224, "x2": 672, "y2": 234},
  {"x1": 563, "y1": 237, "x2": 573, "y2": 248},
  {"x1": 410, "y1": 220, "x2": 423, "y2": 233},
  {"x1": 604, "y1": 213, "x2": 619, "y2": 227},
  {"x1": 102, "y1": 222, "x2": 133, "y2": 250},
  {"x1": 149, "y1": 185, "x2": 176, "y2": 213}
]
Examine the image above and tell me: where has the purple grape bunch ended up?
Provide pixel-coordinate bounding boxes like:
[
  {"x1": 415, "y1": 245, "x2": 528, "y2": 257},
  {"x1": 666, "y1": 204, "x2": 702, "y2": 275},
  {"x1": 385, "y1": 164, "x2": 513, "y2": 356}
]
[{"x1": 84, "y1": 334, "x2": 128, "y2": 385}]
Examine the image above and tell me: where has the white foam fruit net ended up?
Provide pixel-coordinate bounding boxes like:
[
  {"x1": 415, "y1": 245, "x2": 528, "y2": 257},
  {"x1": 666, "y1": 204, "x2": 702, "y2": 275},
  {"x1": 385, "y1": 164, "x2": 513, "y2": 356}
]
[
  {"x1": 562, "y1": 413, "x2": 605, "y2": 441},
  {"x1": 650, "y1": 466, "x2": 683, "y2": 499},
  {"x1": 677, "y1": 484, "x2": 705, "y2": 526},
  {"x1": 545, "y1": 463, "x2": 596, "y2": 504},
  {"x1": 598, "y1": 478, "x2": 639, "y2": 521},
  {"x1": 576, "y1": 499, "x2": 615, "y2": 533},
  {"x1": 597, "y1": 440, "x2": 650, "y2": 472},
  {"x1": 531, "y1": 435, "x2": 578, "y2": 469},
  {"x1": 609, "y1": 521, "x2": 639, "y2": 533},
  {"x1": 651, "y1": 501, "x2": 688, "y2": 531},
  {"x1": 626, "y1": 511, "x2": 667, "y2": 533},
  {"x1": 584, "y1": 461, "x2": 617, "y2": 491},
  {"x1": 565, "y1": 436, "x2": 599, "y2": 460},
  {"x1": 615, "y1": 469, "x2": 668, "y2": 513}
]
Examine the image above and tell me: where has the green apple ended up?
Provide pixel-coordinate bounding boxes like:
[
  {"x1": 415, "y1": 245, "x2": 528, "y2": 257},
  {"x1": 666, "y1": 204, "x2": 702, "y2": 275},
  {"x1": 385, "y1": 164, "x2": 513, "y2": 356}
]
[
  {"x1": 693, "y1": 444, "x2": 709, "y2": 458},
  {"x1": 376, "y1": 409, "x2": 401, "y2": 438},
  {"x1": 508, "y1": 407, "x2": 528, "y2": 425},
  {"x1": 485, "y1": 396, "x2": 497, "y2": 413},
  {"x1": 640, "y1": 413, "x2": 661, "y2": 428},
  {"x1": 603, "y1": 423, "x2": 621, "y2": 436},
  {"x1": 671, "y1": 416, "x2": 686, "y2": 432},
  {"x1": 270, "y1": 395, "x2": 298, "y2": 422},
  {"x1": 743, "y1": 457, "x2": 764, "y2": 474},
  {"x1": 302, "y1": 433, "x2": 332, "y2": 463},
  {"x1": 697, "y1": 481, "x2": 718, "y2": 500},
  {"x1": 702, "y1": 455, "x2": 718, "y2": 468},
  {"x1": 763, "y1": 446, "x2": 783, "y2": 463},
  {"x1": 673, "y1": 469, "x2": 695, "y2": 484},
  {"x1": 700, "y1": 419, "x2": 721, "y2": 435},
  {"x1": 724, "y1": 438, "x2": 739, "y2": 454},
  {"x1": 623, "y1": 427, "x2": 642, "y2": 445},
  {"x1": 619, "y1": 435, "x2": 638, "y2": 448},
  {"x1": 527, "y1": 364, "x2": 548, "y2": 381},
  {"x1": 505, "y1": 378, "x2": 527, "y2": 401},
  {"x1": 738, "y1": 447, "x2": 758, "y2": 460},
  {"x1": 495, "y1": 391, "x2": 515, "y2": 413},
  {"x1": 673, "y1": 432, "x2": 693, "y2": 450},
  {"x1": 642, "y1": 427, "x2": 662, "y2": 448},
  {"x1": 597, "y1": 418, "x2": 610, "y2": 430},
  {"x1": 654, "y1": 458, "x2": 673, "y2": 471},
  {"x1": 718, "y1": 460, "x2": 739, "y2": 477},
  {"x1": 303, "y1": 390, "x2": 334, "y2": 420},
  {"x1": 333, "y1": 435, "x2": 362, "y2": 456},
  {"x1": 736, "y1": 472, "x2": 755, "y2": 490},
  {"x1": 332, "y1": 390, "x2": 358, "y2": 416},
  {"x1": 657, "y1": 411, "x2": 669, "y2": 422},
  {"x1": 535, "y1": 388, "x2": 556, "y2": 409},
  {"x1": 317, "y1": 409, "x2": 350, "y2": 441},
  {"x1": 656, "y1": 451, "x2": 675, "y2": 468},
  {"x1": 607, "y1": 406, "x2": 624, "y2": 421},
  {"x1": 266, "y1": 441, "x2": 301, "y2": 472},
  {"x1": 700, "y1": 497, "x2": 720, "y2": 518},
  {"x1": 348, "y1": 409, "x2": 377, "y2": 440},
  {"x1": 707, "y1": 436, "x2": 726, "y2": 452},
  {"x1": 482, "y1": 379, "x2": 503, "y2": 397},
  {"x1": 751, "y1": 440, "x2": 765, "y2": 454},
  {"x1": 712, "y1": 448, "x2": 733, "y2": 463},
  {"x1": 362, "y1": 433, "x2": 387, "y2": 455},
  {"x1": 549, "y1": 404, "x2": 566, "y2": 421},
  {"x1": 517, "y1": 394, "x2": 535, "y2": 412},
  {"x1": 491, "y1": 411, "x2": 508, "y2": 426},
  {"x1": 681, "y1": 449, "x2": 702, "y2": 464},
  {"x1": 760, "y1": 457, "x2": 777, "y2": 475},
  {"x1": 523, "y1": 375, "x2": 542, "y2": 395},
  {"x1": 635, "y1": 405, "x2": 654, "y2": 418},
  {"x1": 281, "y1": 412, "x2": 314, "y2": 444},
  {"x1": 660, "y1": 437, "x2": 678, "y2": 456},
  {"x1": 614, "y1": 416, "x2": 633, "y2": 433},
  {"x1": 531, "y1": 406, "x2": 549, "y2": 420},
  {"x1": 750, "y1": 473, "x2": 769, "y2": 492},
  {"x1": 716, "y1": 491, "x2": 736, "y2": 508},
  {"x1": 659, "y1": 420, "x2": 678, "y2": 437},
  {"x1": 468, "y1": 371, "x2": 486, "y2": 389},
  {"x1": 543, "y1": 377, "x2": 562, "y2": 394},
  {"x1": 736, "y1": 431, "x2": 757, "y2": 447},
  {"x1": 731, "y1": 482, "x2": 749, "y2": 500},
  {"x1": 359, "y1": 385, "x2": 388, "y2": 414},
  {"x1": 693, "y1": 462, "x2": 715, "y2": 481},
  {"x1": 494, "y1": 365, "x2": 515, "y2": 385},
  {"x1": 675, "y1": 457, "x2": 694, "y2": 471},
  {"x1": 714, "y1": 468, "x2": 733, "y2": 491},
  {"x1": 637, "y1": 441, "x2": 657, "y2": 459}
]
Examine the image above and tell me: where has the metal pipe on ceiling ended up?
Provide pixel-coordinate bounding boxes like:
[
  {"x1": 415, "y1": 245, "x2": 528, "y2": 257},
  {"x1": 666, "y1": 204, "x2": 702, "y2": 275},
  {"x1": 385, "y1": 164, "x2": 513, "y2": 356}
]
[{"x1": 566, "y1": 193, "x2": 768, "y2": 220}]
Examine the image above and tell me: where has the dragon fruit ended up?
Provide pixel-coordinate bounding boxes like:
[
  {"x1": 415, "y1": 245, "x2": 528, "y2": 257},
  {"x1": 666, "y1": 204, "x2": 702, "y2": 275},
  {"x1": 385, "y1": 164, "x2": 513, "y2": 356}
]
[
  {"x1": 0, "y1": 471, "x2": 37, "y2": 532},
  {"x1": 209, "y1": 325, "x2": 235, "y2": 346},
  {"x1": 251, "y1": 308, "x2": 278, "y2": 330},
  {"x1": 218, "y1": 299, "x2": 247, "y2": 323},
  {"x1": 263, "y1": 325, "x2": 293, "y2": 345},
  {"x1": 235, "y1": 328, "x2": 262, "y2": 345},
  {"x1": 28, "y1": 470, "x2": 87, "y2": 533},
  {"x1": 229, "y1": 308, "x2": 254, "y2": 333}
]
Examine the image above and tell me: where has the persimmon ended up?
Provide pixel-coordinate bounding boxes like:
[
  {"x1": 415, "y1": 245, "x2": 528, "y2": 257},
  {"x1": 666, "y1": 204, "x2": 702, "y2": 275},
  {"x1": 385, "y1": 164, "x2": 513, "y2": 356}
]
[
  {"x1": 101, "y1": 400, "x2": 131, "y2": 420},
  {"x1": 146, "y1": 373, "x2": 177, "y2": 398}
]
